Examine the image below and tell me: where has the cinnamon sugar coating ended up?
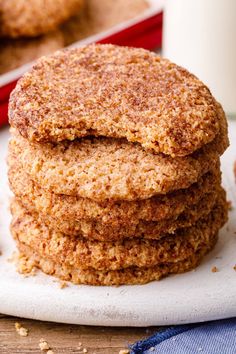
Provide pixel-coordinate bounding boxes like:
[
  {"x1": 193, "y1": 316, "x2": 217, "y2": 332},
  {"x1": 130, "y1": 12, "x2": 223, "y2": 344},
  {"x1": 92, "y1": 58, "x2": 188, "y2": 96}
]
[
  {"x1": 8, "y1": 157, "x2": 221, "y2": 227},
  {"x1": 0, "y1": 0, "x2": 84, "y2": 38},
  {"x1": 8, "y1": 123, "x2": 227, "y2": 201},
  {"x1": 8, "y1": 157, "x2": 222, "y2": 240},
  {"x1": 11, "y1": 191, "x2": 227, "y2": 272},
  {"x1": 7, "y1": 43, "x2": 230, "y2": 286},
  {"x1": 9, "y1": 45, "x2": 226, "y2": 157},
  {"x1": 13, "y1": 189, "x2": 220, "y2": 241},
  {"x1": 17, "y1": 239, "x2": 218, "y2": 285}
]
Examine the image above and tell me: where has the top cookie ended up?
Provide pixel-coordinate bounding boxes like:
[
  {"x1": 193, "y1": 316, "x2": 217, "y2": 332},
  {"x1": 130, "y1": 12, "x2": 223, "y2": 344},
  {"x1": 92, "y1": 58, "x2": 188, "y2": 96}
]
[
  {"x1": 9, "y1": 44, "x2": 223, "y2": 157},
  {"x1": 0, "y1": 0, "x2": 84, "y2": 38}
]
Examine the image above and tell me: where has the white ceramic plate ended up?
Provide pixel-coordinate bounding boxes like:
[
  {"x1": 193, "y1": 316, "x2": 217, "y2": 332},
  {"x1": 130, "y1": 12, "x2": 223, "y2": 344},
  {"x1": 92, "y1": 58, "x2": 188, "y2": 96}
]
[{"x1": 0, "y1": 121, "x2": 235, "y2": 327}]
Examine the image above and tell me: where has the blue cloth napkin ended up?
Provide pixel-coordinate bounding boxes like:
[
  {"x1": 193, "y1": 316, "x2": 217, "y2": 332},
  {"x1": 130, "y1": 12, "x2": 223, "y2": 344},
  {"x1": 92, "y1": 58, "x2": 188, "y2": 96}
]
[{"x1": 130, "y1": 318, "x2": 236, "y2": 354}]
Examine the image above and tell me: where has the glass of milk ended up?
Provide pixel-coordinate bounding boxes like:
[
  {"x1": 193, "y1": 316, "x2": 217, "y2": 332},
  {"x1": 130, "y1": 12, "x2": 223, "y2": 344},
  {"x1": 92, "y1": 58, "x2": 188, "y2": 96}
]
[{"x1": 163, "y1": 0, "x2": 236, "y2": 117}]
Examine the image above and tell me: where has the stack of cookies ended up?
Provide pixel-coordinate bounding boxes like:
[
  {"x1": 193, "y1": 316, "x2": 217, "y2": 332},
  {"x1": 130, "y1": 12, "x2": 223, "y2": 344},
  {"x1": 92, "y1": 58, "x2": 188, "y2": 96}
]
[{"x1": 8, "y1": 45, "x2": 229, "y2": 286}]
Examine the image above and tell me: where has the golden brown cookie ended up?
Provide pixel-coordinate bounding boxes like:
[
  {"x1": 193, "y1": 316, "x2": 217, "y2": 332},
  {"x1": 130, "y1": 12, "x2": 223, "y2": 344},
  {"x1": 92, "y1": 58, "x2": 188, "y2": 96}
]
[
  {"x1": 8, "y1": 150, "x2": 222, "y2": 240},
  {"x1": 8, "y1": 124, "x2": 227, "y2": 201},
  {"x1": 7, "y1": 158, "x2": 221, "y2": 228},
  {"x1": 13, "y1": 189, "x2": 220, "y2": 241},
  {"x1": 9, "y1": 45, "x2": 226, "y2": 157},
  {"x1": 11, "y1": 191, "x2": 228, "y2": 272},
  {"x1": 16, "y1": 239, "x2": 218, "y2": 285},
  {"x1": 0, "y1": 0, "x2": 84, "y2": 38}
]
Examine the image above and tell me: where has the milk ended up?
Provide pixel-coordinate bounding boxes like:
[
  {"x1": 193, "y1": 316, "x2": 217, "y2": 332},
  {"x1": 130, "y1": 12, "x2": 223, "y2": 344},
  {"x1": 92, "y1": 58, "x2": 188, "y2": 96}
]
[{"x1": 163, "y1": 0, "x2": 236, "y2": 116}]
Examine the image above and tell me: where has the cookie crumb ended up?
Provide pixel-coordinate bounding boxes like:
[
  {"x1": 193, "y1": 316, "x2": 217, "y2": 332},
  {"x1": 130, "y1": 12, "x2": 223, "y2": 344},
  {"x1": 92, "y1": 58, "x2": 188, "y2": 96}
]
[
  {"x1": 39, "y1": 338, "x2": 50, "y2": 351},
  {"x1": 233, "y1": 265, "x2": 236, "y2": 271},
  {"x1": 119, "y1": 350, "x2": 130, "y2": 354},
  {"x1": 149, "y1": 347, "x2": 155, "y2": 352},
  {"x1": 59, "y1": 281, "x2": 68, "y2": 289},
  {"x1": 17, "y1": 253, "x2": 36, "y2": 275},
  {"x1": 15, "y1": 322, "x2": 28, "y2": 337},
  {"x1": 47, "y1": 350, "x2": 54, "y2": 354},
  {"x1": 211, "y1": 266, "x2": 219, "y2": 273},
  {"x1": 9, "y1": 251, "x2": 36, "y2": 276},
  {"x1": 82, "y1": 349, "x2": 88, "y2": 353},
  {"x1": 15, "y1": 322, "x2": 21, "y2": 330}
]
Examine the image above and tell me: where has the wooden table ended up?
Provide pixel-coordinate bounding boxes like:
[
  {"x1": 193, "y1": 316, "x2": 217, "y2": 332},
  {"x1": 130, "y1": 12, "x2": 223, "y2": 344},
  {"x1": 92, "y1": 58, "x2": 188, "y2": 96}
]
[{"x1": 0, "y1": 314, "x2": 159, "y2": 353}]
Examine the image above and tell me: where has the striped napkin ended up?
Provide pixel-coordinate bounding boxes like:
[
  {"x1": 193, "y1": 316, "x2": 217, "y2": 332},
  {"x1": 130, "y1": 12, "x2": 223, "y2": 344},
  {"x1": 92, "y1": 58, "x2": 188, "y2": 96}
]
[{"x1": 130, "y1": 318, "x2": 236, "y2": 354}]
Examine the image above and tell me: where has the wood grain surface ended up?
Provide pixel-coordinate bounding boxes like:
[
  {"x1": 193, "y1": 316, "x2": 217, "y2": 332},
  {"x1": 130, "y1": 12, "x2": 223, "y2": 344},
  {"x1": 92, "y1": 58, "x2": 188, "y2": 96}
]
[{"x1": 0, "y1": 314, "x2": 159, "y2": 353}]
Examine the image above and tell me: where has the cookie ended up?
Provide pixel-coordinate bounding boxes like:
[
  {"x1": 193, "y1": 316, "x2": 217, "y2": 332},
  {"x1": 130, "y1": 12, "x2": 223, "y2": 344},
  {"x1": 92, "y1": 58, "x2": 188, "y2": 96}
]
[
  {"x1": 11, "y1": 191, "x2": 228, "y2": 271},
  {"x1": 8, "y1": 155, "x2": 222, "y2": 240},
  {"x1": 8, "y1": 124, "x2": 227, "y2": 201},
  {"x1": 16, "y1": 239, "x2": 218, "y2": 285},
  {"x1": 14, "y1": 189, "x2": 220, "y2": 240},
  {"x1": 7, "y1": 158, "x2": 221, "y2": 228},
  {"x1": 9, "y1": 45, "x2": 226, "y2": 157},
  {"x1": 0, "y1": 0, "x2": 84, "y2": 38}
]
